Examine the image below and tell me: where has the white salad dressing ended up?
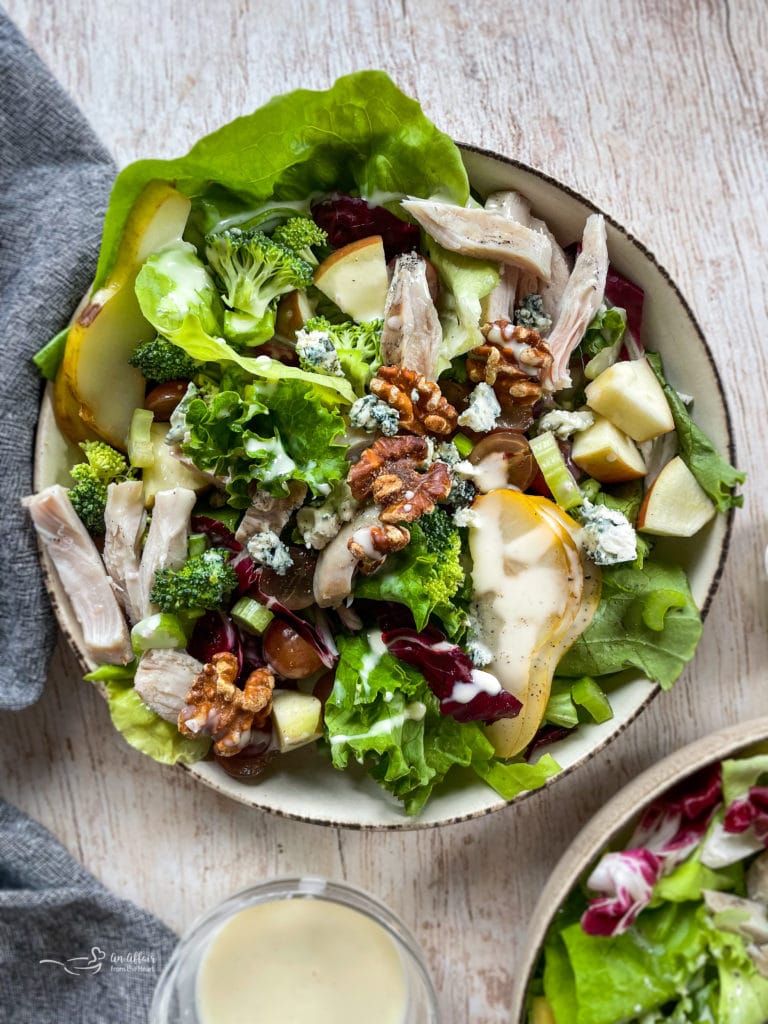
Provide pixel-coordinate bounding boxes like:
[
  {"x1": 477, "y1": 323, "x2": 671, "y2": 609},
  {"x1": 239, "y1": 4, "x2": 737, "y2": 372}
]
[
  {"x1": 449, "y1": 669, "x2": 503, "y2": 705},
  {"x1": 195, "y1": 898, "x2": 407, "y2": 1024},
  {"x1": 330, "y1": 702, "x2": 427, "y2": 746},
  {"x1": 456, "y1": 453, "x2": 510, "y2": 493},
  {"x1": 358, "y1": 629, "x2": 388, "y2": 692},
  {"x1": 468, "y1": 495, "x2": 570, "y2": 699}
]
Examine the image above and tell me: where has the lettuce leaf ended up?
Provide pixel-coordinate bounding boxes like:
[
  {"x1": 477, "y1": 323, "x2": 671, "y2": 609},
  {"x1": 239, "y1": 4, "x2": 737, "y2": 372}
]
[
  {"x1": 104, "y1": 681, "x2": 210, "y2": 765},
  {"x1": 353, "y1": 517, "x2": 466, "y2": 636},
  {"x1": 324, "y1": 634, "x2": 492, "y2": 814},
  {"x1": 580, "y1": 304, "x2": 627, "y2": 359},
  {"x1": 182, "y1": 377, "x2": 348, "y2": 506},
  {"x1": 472, "y1": 754, "x2": 560, "y2": 800},
  {"x1": 94, "y1": 71, "x2": 469, "y2": 290},
  {"x1": 557, "y1": 559, "x2": 702, "y2": 688},
  {"x1": 647, "y1": 351, "x2": 744, "y2": 511},
  {"x1": 426, "y1": 239, "x2": 499, "y2": 375}
]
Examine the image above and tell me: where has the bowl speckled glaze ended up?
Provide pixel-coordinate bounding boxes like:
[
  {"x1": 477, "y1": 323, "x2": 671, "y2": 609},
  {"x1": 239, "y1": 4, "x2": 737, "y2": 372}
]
[
  {"x1": 509, "y1": 717, "x2": 768, "y2": 1022},
  {"x1": 33, "y1": 144, "x2": 736, "y2": 829}
]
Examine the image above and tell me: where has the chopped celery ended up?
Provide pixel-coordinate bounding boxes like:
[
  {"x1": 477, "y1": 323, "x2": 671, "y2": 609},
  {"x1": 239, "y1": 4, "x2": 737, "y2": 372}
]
[
  {"x1": 188, "y1": 533, "x2": 208, "y2": 558},
  {"x1": 453, "y1": 433, "x2": 474, "y2": 458},
  {"x1": 127, "y1": 408, "x2": 155, "y2": 469},
  {"x1": 544, "y1": 690, "x2": 579, "y2": 729},
  {"x1": 231, "y1": 597, "x2": 274, "y2": 635},
  {"x1": 130, "y1": 612, "x2": 187, "y2": 655},
  {"x1": 529, "y1": 431, "x2": 583, "y2": 510},
  {"x1": 571, "y1": 676, "x2": 613, "y2": 724}
]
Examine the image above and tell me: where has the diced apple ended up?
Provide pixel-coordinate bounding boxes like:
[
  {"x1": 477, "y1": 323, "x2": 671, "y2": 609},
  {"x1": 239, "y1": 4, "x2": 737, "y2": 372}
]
[
  {"x1": 271, "y1": 691, "x2": 323, "y2": 753},
  {"x1": 274, "y1": 289, "x2": 315, "y2": 340},
  {"x1": 142, "y1": 423, "x2": 210, "y2": 508},
  {"x1": 314, "y1": 236, "x2": 389, "y2": 322},
  {"x1": 571, "y1": 414, "x2": 647, "y2": 483},
  {"x1": 585, "y1": 358, "x2": 674, "y2": 442},
  {"x1": 54, "y1": 182, "x2": 191, "y2": 449},
  {"x1": 638, "y1": 456, "x2": 716, "y2": 537}
]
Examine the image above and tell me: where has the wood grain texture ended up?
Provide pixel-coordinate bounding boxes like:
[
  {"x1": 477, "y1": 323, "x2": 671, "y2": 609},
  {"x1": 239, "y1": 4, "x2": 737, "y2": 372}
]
[{"x1": 2, "y1": 1, "x2": 767, "y2": 1020}]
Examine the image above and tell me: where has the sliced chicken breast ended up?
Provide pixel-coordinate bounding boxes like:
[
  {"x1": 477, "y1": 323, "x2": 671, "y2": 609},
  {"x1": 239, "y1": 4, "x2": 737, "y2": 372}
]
[
  {"x1": 381, "y1": 253, "x2": 443, "y2": 379},
  {"x1": 103, "y1": 480, "x2": 146, "y2": 625},
  {"x1": 137, "y1": 487, "x2": 196, "y2": 619},
  {"x1": 24, "y1": 485, "x2": 132, "y2": 665},
  {"x1": 134, "y1": 648, "x2": 203, "y2": 722},
  {"x1": 235, "y1": 479, "x2": 307, "y2": 546}
]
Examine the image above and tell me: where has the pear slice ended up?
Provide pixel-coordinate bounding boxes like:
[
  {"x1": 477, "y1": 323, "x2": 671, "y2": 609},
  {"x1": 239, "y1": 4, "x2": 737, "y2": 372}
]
[
  {"x1": 314, "y1": 236, "x2": 389, "y2": 322},
  {"x1": 142, "y1": 423, "x2": 210, "y2": 508},
  {"x1": 54, "y1": 182, "x2": 191, "y2": 449},
  {"x1": 469, "y1": 491, "x2": 586, "y2": 759}
]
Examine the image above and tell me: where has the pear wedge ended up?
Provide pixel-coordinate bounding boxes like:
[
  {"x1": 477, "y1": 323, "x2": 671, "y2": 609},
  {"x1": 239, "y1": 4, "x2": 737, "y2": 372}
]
[
  {"x1": 470, "y1": 491, "x2": 600, "y2": 760},
  {"x1": 54, "y1": 182, "x2": 191, "y2": 449}
]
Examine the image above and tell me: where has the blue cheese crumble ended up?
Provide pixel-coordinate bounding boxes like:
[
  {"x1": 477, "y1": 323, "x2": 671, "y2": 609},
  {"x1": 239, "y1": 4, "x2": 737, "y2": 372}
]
[
  {"x1": 457, "y1": 382, "x2": 501, "y2": 433},
  {"x1": 296, "y1": 482, "x2": 357, "y2": 550},
  {"x1": 578, "y1": 500, "x2": 637, "y2": 566},
  {"x1": 348, "y1": 394, "x2": 399, "y2": 436},
  {"x1": 295, "y1": 329, "x2": 344, "y2": 377},
  {"x1": 246, "y1": 530, "x2": 294, "y2": 575},
  {"x1": 514, "y1": 293, "x2": 553, "y2": 334},
  {"x1": 538, "y1": 409, "x2": 595, "y2": 439},
  {"x1": 165, "y1": 382, "x2": 199, "y2": 445}
]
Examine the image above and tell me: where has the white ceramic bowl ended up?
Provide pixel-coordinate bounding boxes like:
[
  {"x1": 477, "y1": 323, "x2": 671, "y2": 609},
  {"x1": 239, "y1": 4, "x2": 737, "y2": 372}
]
[
  {"x1": 33, "y1": 144, "x2": 736, "y2": 828},
  {"x1": 509, "y1": 716, "x2": 768, "y2": 1022}
]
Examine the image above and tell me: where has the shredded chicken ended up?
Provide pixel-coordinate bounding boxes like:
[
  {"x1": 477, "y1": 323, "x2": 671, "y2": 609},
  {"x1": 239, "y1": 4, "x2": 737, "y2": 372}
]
[
  {"x1": 136, "y1": 487, "x2": 197, "y2": 619},
  {"x1": 530, "y1": 217, "x2": 571, "y2": 324},
  {"x1": 482, "y1": 191, "x2": 531, "y2": 321},
  {"x1": 313, "y1": 505, "x2": 381, "y2": 607},
  {"x1": 401, "y1": 197, "x2": 552, "y2": 280},
  {"x1": 543, "y1": 213, "x2": 608, "y2": 390},
  {"x1": 134, "y1": 648, "x2": 203, "y2": 722},
  {"x1": 235, "y1": 480, "x2": 307, "y2": 546},
  {"x1": 380, "y1": 253, "x2": 443, "y2": 379},
  {"x1": 102, "y1": 481, "x2": 146, "y2": 625},
  {"x1": 23, "y1": 485, "x2": 132, "y2": 665}
]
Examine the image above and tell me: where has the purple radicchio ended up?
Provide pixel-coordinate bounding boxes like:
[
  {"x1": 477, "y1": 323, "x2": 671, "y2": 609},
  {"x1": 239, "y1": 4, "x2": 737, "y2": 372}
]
[
  {"x1": 380, "y1": 625, "x2": 521, "y2": 723},
  {"x1": 187, "y1": 611, "x2": 243, "y2": 674},
  {"x1": 605, "y1": 266, "x2": 645, "y2": 359},
  {"x1": 246, "y1": 571, "x2": 337, "y2": 669},
  {"x1": 725, "y1": 786, "x2": 768, "y2": 845},
  {"x1": 581, "y1": 763, "x2": 722, "y2": 937}
]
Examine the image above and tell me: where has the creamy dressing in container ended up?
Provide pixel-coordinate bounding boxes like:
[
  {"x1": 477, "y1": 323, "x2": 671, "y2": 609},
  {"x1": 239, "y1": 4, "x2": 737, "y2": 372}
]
[{"x1": 196, "y1": 898, "x2": 407, "y2": 1024}]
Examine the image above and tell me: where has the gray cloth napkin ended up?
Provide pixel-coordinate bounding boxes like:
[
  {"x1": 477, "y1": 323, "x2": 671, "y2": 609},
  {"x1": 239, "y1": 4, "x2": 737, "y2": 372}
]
[
  {"x1": 0, "y1": 799, "x2": 177, "y2": 1023},
  {"x1": 0, "y1": 13, "x2": 116, "y2": 709}
]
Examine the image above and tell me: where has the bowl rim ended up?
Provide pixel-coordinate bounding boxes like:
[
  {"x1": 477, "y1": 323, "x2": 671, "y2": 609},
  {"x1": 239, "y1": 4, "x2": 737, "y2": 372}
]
[
  {"x1": 509, "y1": 716, "x2": 768, "y2": 1022},
  {"x1": 34, "y1": 144, "x2": 738, "y2": 831}
]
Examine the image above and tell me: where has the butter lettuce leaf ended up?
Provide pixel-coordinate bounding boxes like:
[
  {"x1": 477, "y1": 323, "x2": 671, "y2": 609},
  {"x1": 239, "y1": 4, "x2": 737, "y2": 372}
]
[
  {"x1": 95, "y1": 71, "x2": 469, "y2": 290},
  {"x1": 647, "y1": 351, "x2": 744, "y2": 511},
  {"x1": 104, "y1": 681, "x2": 210, "y2": 765},
  {"x1": 557, "y1": 559, "x2": 702, "y2": 689}
]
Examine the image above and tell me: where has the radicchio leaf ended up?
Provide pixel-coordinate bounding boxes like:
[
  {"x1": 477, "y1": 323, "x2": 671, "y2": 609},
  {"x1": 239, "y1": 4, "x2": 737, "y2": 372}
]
[
  {"x1": 725, "y1": 786, "x2": 768, "y2": 845},
  {"x1": 312, "y1": 193, "x2": 420, "y2": 261},
  {"x1": 605, "y1": 266, "x2": 644, "y2": 347},
  {"x1": 581, "y1": 763, "x2": 722, "y2": 937},
  {"x1": 525, "y1": 724, "x2": 576, "y2": 761},
  {"x1": 582, "y1": 849, "x2": 661, "y2": 936},
  {"x1": 380, "y1": 625, "x2": 521, "y2": 723},
  {"x1": 191, "y1": 515, "x2": 243, "y2": 552}
]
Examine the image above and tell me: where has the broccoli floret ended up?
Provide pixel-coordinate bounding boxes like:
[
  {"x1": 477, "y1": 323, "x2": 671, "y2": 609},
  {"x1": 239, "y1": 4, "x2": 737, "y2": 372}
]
[
  {"x1": 418, "y1": 508, "x2": 459, "y2": 557},
  {"x1": 205, "y1": 228, "x2": 314, "y2": 345},
  {"x1": 302, "y1": 315, "x2": 382, "y2": 395},
  {"x1": 413, "y1": 510, "x2": 465, "y2": 633},
  {"x1": 128, "y1": 336, "x2": 198, "y2": 383},
  {"x1": 150, "y1": 549, "x2": 238, "y2": 612},
  {"x1": 68, "y1": 441, "x2": 132, "y2": 534},
  {"x1": 271, "y1": 217, "x2": 328, "y2": 266}
]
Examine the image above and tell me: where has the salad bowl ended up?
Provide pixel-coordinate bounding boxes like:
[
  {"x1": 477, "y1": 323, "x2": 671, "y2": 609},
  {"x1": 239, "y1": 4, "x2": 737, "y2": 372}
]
[
  {"x1": 512, "y1": 717, "x2": 768, "y2": 1022},
  {"x1": 32, "y1": 85, "x2": 737, "y2": 828}
]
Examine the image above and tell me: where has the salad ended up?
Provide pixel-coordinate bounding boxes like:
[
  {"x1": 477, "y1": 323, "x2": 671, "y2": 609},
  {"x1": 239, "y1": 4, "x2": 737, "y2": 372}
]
[
  {"x1": 527, "y1": 748, "x2": 768, "y2": 1023},
  {"x1": 26, "y1": 72, "x2": 743, "y2": 816}
]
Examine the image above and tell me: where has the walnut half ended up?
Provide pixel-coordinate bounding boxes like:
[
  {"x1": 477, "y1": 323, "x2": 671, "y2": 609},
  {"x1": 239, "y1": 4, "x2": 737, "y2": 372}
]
[
  {"x1": 178, "y1": 653, "x2": 275, "y2": 757},
  {"x1": 347, "y1": 436, "x2": 451, "y2": 525},
  {"x1": 370, "y1": 366, "x2": 458, "y2": 437},
  {"x1": 468, "y1": 320, "x2": 553, "y2": 416}
]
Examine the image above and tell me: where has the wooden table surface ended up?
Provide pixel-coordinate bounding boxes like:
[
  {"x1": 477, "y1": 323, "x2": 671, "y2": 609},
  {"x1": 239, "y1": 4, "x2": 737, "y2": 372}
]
[{"x1": 3, "y1": 2, "x2": 767, "y2": 1021}]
